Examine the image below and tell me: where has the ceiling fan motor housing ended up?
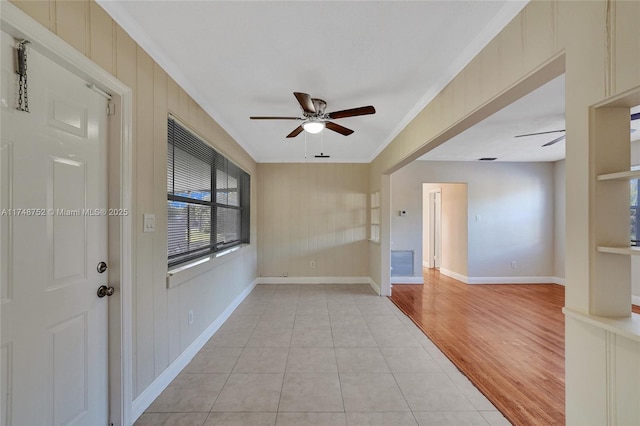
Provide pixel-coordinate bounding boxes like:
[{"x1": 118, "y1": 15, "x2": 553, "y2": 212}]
[{"x1": 308, "y1": 98, "x2": 327, "y2": 117}]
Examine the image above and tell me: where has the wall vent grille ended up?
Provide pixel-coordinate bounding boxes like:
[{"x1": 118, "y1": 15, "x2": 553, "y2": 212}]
[{"x1": 391, "y1": 250, "x2": 414, "y2": 276}]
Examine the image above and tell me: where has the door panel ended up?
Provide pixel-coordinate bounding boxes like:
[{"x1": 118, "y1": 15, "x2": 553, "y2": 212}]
[
  {"x1": 50, "y1": 313, "x2": 88, "y2": 426},
  {"x1": 50, "y1": 157, "x2": 87, "y2": 286},
  {"x1": 0, "y1": 30, "x2": 109, "y2": 425}
]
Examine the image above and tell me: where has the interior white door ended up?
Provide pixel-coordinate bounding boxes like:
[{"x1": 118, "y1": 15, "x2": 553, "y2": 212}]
[{"x1": 1, "y1": 31, "x2": 109, "y2": 425}]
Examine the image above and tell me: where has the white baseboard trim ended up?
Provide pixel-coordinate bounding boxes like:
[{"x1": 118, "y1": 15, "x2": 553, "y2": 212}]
[
  {"x1": 633, "y1": 295, "x2": 640, "y2": 306},
  {"x1": 422, "y1": 261, "x2": 430, "y2": 268},
  {"x1": 368, "y1": 278, "x2": 381, "y2": 295},
  {"x1": 255, "y1": 276, "x2": 382, "y2": 296},
  {"x1": 439, "y1": 268, "x2": 469, "y2": 283},
  {"x1": 391, "y1": 276, "x2": 424, "y2": 284},
  {"x1": 256, "y1": 276, "x2": 372, "y2": 285},
  {"x1": 440, "y1": 269, "x2": 563, "y2": 285},
  {"x1": 467, "y1": 276, "x2": 562, "y2": 284},
  {"x1": 131, "y1": 278, "x2": 258, "y2": 422},
  {"x1": 554, "y1": 277, "x2": 566, "y2": 286}
]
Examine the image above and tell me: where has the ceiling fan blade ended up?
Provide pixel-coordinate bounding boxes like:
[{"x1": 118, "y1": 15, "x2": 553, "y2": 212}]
[
  {"x1": 326, "y1": 121, "x2": 354, "y2": 136},
  {"x1": 286, "y1": 126, "x2": 304, "y2": 138},
  {"x1": 542, "y1": 135, "x2": 566, "y2": 147},
  {"x1": 631, "y1": 112, "x2": 640, "y2": 121},
  {"x1": 293, "y1": 92, "x2": 316, "y2": 114},
  {"x1": 327, "y1": 106, "x2": 376, "y2": 119},
  {"x1": 515, "y1": 129, "x2": 565, "y2": 138},
  {"x1": 250, "y1": 116, "x2": 301, "y2": 120}
]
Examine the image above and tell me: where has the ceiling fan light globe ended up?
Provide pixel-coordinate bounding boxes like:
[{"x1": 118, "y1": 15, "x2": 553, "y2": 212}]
[{"x1": 303, "y1": 121, "x2": 325, "y2": 134}]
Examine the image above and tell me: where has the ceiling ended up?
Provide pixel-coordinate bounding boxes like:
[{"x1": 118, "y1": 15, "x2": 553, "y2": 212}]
[
  {"x1": 418, "y1": 75, "x2": 640, "y2": 162},
  {"x1": 420, "y1": 75, "x2": 567, "y2": 162},
  {"x1": 97, "y1": 0, "x2": 528, "y2": 163}
]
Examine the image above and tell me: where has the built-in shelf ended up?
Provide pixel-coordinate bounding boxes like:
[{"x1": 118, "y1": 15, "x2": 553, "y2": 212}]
[
  {"x1": 597, "y1": 170, "x2": 640, "y2": 181},
  {"x1": 597, "y1": 246, "x2": 640, "y2": 255},
  {"x1": 563, "y1": 307, "x2": 640, "y2": 342}
]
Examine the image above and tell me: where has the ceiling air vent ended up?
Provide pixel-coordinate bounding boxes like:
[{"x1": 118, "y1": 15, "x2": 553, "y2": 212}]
[{"x1": 478, "y1": 157, "x2": 497, "y2": 161}]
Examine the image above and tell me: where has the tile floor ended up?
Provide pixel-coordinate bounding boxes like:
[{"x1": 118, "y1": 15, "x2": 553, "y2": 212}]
[{"x1": 135, "y1": 284, "x2": 511, "y2": 426}]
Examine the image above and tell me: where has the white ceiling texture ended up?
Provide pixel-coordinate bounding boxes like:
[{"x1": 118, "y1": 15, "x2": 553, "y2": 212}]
[{"x1": 98, "y1": 0, "x2": 556, "y2": 163}]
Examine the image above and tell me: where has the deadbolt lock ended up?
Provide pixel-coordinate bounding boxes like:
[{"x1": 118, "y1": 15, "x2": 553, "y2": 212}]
[{"x1": 97, "y1": 261, "x2": 108, "y2": 274}]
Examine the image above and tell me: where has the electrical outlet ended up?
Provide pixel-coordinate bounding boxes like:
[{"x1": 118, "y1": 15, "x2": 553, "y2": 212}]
[
  {"x1": 310, "y1": 260, "x2": 316, "y2": 268},
  {"x1": 283, "y1": 272, "x2": 288, "y2": 277},
  {"x1": 511, "y1": 261, "x2": 517, "y2": 269},
  {"x1": 188, "y1": 310, "x2": 194, "y2": 325}
]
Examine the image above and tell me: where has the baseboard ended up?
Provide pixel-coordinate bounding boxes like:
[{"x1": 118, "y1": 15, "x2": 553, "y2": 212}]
[
  {"x1": 440, "y1": 269, "x2": 563, "y2": 285},
  {"x1": 368, "y1": 278, "x2": 381, "y2": 295},
  {"x1": 256, "y1": 276, "x2": 372, "y2": 285},
  {"x1": 256, "y1": 276, "x2": 382, "y2": 296},
  {"x1": 391, "y1": 276, "x2": 424, "y2": 284},
  {"x1": 467, "y1": 276, "x2": 562, "y2": 284},
  {"x1": 422, "y1": 261, "x2": 430, "y2": 268},
  {"x1": 439, "y1": 268, "x2": 469, "y2": 283},
  {"x1": 633, "y1": 294, "x2": 640, "y2": 306},
  {"x1": 131, "y1": 278, "x2": 258, "y2": 422}
]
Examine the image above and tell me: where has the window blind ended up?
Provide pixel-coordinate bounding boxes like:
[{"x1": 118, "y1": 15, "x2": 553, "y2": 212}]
[{"x1": 167, "y1": 117, "x2": 250, "y2": 267}]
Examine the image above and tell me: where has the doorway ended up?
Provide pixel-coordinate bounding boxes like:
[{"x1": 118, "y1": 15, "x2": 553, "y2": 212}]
[{"x1": 421, "y1": 183, "x2": 468, "y2": 279}]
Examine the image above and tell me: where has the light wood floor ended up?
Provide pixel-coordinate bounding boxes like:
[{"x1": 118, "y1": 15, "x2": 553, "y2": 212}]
[{"x1": 390, "y1": 269, "x2": 565, "y2": 426}]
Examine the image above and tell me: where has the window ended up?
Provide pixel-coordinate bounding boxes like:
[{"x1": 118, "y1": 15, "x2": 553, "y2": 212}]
[
  {"x1": 370, "y1": 192, "x2": 380, "y2": 243},
  {"x1": 167, "y1": 117, "x2": 250, "y2": 267}
]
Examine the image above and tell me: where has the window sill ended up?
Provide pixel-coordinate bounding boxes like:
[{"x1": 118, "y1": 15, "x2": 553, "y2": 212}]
[{"x1": 166, "y1": 244, "x2": 251, "y2": 289}]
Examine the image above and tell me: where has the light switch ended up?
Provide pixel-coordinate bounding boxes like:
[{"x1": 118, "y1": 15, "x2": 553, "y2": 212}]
[{"x1": 143, "y1": 213, "x2": 155, "y2": 233}]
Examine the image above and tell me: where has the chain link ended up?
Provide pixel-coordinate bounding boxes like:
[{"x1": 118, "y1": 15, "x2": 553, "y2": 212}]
[{"x1": 17, "y1": 40, "x2": 29, "y2": 113}]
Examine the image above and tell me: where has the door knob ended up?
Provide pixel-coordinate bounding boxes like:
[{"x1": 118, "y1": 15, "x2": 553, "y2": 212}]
[{"x1": 97, "y1": 285, "x2": 115, "y2": 298}]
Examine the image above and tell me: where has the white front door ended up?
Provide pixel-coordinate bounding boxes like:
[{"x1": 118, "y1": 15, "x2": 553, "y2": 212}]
[{"x1": 1, "y1": 31, "x2": 109, "y2": 425}]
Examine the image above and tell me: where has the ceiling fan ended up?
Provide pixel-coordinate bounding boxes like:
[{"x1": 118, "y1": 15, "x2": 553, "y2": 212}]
[
  {"x1": 250, "y1": 92, "x2": 376, "y2": 138},
  {"x1": 515, "y1": 129, "x2": 566, "y2": 147},
  {"x1": 516, "y1": 113, "x2": 640, "y2": 147}
]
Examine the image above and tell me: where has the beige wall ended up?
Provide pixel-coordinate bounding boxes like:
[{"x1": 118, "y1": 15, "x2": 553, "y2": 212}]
[
  {"x1": 371, "y1": 0, "x2": 640, "y2": 423},
  {"x1": 257, "y1": 163, "x2": 369, "y2": 278},
  {"x1": 9, "y1": 0, "x2": 259, "y2": 399},
  {"x1": 554, "y1": 160, "x2": 566, "y2": 280}
]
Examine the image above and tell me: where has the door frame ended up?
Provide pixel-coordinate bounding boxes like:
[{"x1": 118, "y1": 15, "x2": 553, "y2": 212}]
[{"x1": 1, "y1": 3, "x2": 134, "y2": 426}]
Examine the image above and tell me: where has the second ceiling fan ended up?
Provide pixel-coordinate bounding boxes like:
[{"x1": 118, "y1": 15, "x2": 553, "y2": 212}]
[
  {"x1": 515, "y1": 129, "x2": 566, "y2": 147},
  {"x1": 250, "y1": 92, "x2": 376, "y2": 138}
]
